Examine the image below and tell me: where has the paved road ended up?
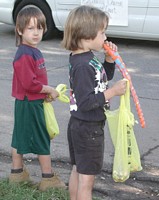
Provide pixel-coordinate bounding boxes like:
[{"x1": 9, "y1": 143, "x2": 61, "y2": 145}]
[{"x1": 0, "y1": 23, "x2": 159, "y2": 199}]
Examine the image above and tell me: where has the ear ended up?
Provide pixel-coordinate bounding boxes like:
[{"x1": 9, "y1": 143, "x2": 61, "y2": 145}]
[{"x1": 17, "y1": 27, "x2": 22, "y2": 36}]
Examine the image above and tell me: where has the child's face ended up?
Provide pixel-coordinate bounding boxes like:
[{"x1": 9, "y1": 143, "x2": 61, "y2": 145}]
[
  {"x1": 90, "y1": 25, "x2": 107, "y2": 51},
  {"x1": 18, "y1": 17, "x2": 44, "y2": 47}
]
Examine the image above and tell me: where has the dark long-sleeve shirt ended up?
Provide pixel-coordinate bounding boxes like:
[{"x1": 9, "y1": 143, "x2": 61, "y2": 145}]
[{"x1": 69, "y1": 51, "x2": 115, "y2": 122}]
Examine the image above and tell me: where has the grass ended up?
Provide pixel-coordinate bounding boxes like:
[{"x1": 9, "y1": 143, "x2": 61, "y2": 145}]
[
  {"x1": 0, "y1": 179, "x2": 100, "y2": 200},
  {"x1": 0, "y1": 179, "x2": 69, "y2": 200}
]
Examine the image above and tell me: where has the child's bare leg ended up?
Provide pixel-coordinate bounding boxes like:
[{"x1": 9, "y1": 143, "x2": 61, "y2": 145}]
[
  {"x1": 77, "y1": 174, "x2": 95, "y2": 200},
  {"x1": 69, "y1": 165, "x2": 79, "y2": 200},
  {"x1": 9, "y1": 148, "x2": 29, "y2": 183},
  {"x1": 11, "y1": 147, "x2": 23, "y2": 169},
  {"x1": 38, "y1": 155, "x2": 52, "y2": 173}
]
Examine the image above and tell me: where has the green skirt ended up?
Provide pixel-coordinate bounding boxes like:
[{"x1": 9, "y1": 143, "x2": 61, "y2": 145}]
[{"x1": 11, "y1": 97, "x2": 50, "y2": 155}]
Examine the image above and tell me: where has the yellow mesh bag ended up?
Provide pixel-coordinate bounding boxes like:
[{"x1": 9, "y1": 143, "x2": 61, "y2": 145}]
[{"x1": 105, "y1": 81, "x2": 142, "y2": 182}]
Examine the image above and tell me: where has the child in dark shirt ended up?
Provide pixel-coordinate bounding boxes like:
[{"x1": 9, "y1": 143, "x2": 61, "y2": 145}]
[
  {"x1": 9, "y1": 5, "x2": 65, "y2": 191},
  {"x1": 62, "y1": 5, "x2": 127, "y2": 200}
]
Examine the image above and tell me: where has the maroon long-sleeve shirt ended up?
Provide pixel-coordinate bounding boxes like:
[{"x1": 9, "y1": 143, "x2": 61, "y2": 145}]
[{"x1": 12, "y1": 44, "x2": 48, "y2": 100}]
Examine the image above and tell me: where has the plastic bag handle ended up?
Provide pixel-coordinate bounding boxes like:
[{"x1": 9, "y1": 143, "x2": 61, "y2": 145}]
[{"x1": 120, "y1": 80, "x2": 130, "y2": 111}]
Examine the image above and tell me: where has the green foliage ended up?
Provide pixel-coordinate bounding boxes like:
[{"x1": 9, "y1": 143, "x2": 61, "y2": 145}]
[
  {"x1": 0, "y1": 179, "x2": 69, "y2": 200},
  {"x1": 0, "y1": 179, "x2": 101, "y2": 200}
]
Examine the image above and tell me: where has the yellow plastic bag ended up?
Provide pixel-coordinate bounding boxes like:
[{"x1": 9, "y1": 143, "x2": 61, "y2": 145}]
[
  {"x1": 56, "y1": 84, "x2": 69, "y2": 103},
  {"x1": 43, "y1": 101, "x2": 59, "y2": 140},
  {"x1": 105, "y1": 81, "x2": 142, "y2": 182}
]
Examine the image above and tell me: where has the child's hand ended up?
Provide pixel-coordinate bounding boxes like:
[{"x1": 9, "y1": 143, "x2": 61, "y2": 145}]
[
  {"x1": 45, "y1": 95, "x2": 53, "y2": 102},
  {"x1": 112, "y1": 79, "x2": 127, "y2": 96},
  {"x1": 104, "y1": 40, "x2": 117, "y2": 63},
  {"x1": 103, "y1": 79, "x2": 127, "y2": 101},
  {"x1": 46, "y1": 88, "x2": 59, "y2": 102},
  {"x1": 50, "y1": 88, "x2": 59, "y2": 100}
]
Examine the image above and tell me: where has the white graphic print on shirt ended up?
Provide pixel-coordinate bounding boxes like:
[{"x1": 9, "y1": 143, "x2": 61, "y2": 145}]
[{"x1": 70, "y1": 56, "x2": 109, "y2": 111}]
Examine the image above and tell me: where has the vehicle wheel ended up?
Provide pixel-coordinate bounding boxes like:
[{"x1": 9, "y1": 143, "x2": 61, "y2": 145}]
[{"x1": 13, "y1": 0, "x2": 56, "y2": 40}]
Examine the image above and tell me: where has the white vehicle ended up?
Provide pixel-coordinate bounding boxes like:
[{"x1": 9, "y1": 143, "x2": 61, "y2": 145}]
[{"x1": 0, "y1": 0, "x2": 159, "y2": 41}]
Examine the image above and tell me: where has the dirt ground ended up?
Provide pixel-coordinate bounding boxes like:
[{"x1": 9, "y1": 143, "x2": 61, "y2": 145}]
[{"x1": 0, "y1": 152, "x2": 159, "y2": 200}]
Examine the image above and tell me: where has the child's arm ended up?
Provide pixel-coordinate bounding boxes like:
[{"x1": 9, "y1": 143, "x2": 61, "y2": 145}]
[
  {"x1": 103, "y1": 40, "x2": 117, "y2": 80},
  {"x1": 103, "y1": 41, "x2": 127, "y2": 100},
  {"x1": 103, "y1": 79, "x2": 127, "y2": 101},
  {"x1": 103, "y1": 60, "x2": 115, "y2": 81}
]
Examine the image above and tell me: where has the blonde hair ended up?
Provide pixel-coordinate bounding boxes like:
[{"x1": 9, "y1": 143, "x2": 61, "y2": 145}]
[
  {"x1": 62, "y1": 5, "x2": 109, "y2": 51},
  {"x1": 15, "y1": 6, "x2": 47, "y2": 46}
]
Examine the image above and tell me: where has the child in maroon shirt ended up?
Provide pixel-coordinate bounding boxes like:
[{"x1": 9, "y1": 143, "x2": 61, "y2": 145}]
[{"x1": 9, "y1": 6, "x2": 65, "y2": 191}]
